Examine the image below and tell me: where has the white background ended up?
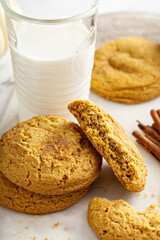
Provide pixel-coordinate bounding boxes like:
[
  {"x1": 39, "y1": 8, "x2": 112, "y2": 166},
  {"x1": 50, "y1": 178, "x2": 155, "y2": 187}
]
[{"x1": 99, "y1": 0, "x2": 160, "y2": 14}]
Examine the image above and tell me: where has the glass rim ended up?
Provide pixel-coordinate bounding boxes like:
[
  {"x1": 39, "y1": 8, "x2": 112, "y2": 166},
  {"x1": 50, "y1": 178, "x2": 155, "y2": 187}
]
[{"x1": 1, "y1": 0, "x2": 99, "y2": 24}]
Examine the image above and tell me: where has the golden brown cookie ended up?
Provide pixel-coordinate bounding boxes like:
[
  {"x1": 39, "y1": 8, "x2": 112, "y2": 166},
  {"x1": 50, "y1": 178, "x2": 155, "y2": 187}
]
[
  {"x1": 68, "y1": 100, "x2": 147, "y2": 192},
  {"x1": 88, "y1": 197, "x2": 160, "y2": 240},
  {"x1": 0, "y1": 171, "x2": 89, "y2": 215},
  {"x1": 0, "y1": 115, "x2": 102, "y2": 195},
  {"x1": 91, "y1": 36, "x2": 160, "y2": 104}
]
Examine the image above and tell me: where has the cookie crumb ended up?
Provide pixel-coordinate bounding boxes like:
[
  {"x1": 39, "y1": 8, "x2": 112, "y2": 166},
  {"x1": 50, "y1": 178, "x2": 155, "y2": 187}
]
[
  {"x1": 144, "y1": 194, "x2": 147, "y2": 197},
  {"x1": 67, "y1": 238, "x2": 71, "y2": 240},
  {"x1": 149, "y1": 204, "x2": 156, "y2": 209},
  {"x1": 52, "y1": 222, "x2": 59, "y2": 229},
  {"x1": 19, "y1": 221, "x2": 22, "y2": 223},
  {"x1": 44, "y1": 238, "x2": 48, "y2": 240},
  {"x1": 35, "y1": 215, "x2": 39, "y2": 218},
  {"x1": 13, "y1": 234, "x2": 16, "y2": 236},
  {"x1": 65, "y1": 226, "x2": 69, "y2": 230},
  {"x1": 29, "y1": 221, "x2": 35, "y2": 224},
  {"x1": 25, "y1": 225, "x2": 29, "y2": 229},
  {"x1": 138, "y1": 193, "x2": 141, "y2": 196},
  {"x1": 151, "y1": 194, "x2": 155, "y2": 197},
  {"x1": 18, "y1": 232, "x2": 21, "y2": 234}
]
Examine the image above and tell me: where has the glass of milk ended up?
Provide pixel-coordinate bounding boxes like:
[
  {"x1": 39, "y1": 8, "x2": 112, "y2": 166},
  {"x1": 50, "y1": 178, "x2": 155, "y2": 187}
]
[{"x1": 1, "y1": 0, "x2": 99, "y2": 121}]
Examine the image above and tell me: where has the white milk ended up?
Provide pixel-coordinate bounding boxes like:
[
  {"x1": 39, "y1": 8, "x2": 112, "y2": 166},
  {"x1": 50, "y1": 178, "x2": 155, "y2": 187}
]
[{"x1": 10, "y1": 22, "x2": 95, "y2": 121}]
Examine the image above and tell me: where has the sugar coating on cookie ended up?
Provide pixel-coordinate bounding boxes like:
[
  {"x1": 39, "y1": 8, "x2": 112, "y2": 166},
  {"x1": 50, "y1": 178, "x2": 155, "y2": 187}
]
[
  {"x1": 0, "y1": 115, "x2": 102, "y2": 195},
  {"x1": 0, "y1": 171, "x2": 89, "y2": 215},
  {"x1": 88, "y1": 198, "x2": 160, "y2": 240},
  {"x1": 91, "y1": 36, "x2": 160, "y2": 104},
  {"x1": 68, "y1": 100, "x2": 147, "y2": 192}
]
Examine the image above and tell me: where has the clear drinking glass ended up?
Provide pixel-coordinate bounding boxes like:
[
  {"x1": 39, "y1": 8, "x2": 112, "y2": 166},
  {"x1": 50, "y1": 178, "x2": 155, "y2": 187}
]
[{"x1": 1, "y1": 0, "x2": 99, "y2": 121}]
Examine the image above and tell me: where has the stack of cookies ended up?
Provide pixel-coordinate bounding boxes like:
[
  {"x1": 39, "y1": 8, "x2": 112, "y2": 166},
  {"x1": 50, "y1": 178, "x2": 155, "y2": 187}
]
[
  {"x1": 0, "y1": 99, "x2": 148, "y2": 218},
  {"x1": 0, "y1": 115, "x2": 102, "y2": 214}
]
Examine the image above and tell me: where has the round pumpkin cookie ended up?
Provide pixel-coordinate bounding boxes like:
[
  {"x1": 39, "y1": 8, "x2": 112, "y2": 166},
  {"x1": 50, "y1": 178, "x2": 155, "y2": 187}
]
[
  {"x1": 68, "y1": 100, "x2": 147, "y2": 192},
  {"x1": 0, "y1": 115, "x2": 102, "y2": 195},
  {"x1": 0, "y1": 171, "x2": 89, "y2": 215},
  {"x1": 91, "y1": 36, "x2": 160, "y2": 104},
  {"x1": 88, "y1": 198, "x2": 160, "y2": 240}
]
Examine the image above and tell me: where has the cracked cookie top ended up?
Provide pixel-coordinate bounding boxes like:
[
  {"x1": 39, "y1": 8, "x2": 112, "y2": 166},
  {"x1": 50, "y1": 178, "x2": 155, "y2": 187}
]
[
  {"x1": 88, "y1": 198, "x2": 160, "y2": 240},
  {"x1": 0, "y1": 115, "x2": 102, "y2": 195}
]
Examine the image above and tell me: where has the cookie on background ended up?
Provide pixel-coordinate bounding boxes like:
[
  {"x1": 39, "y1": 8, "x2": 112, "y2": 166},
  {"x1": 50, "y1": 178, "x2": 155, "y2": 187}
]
[
  {"x1": 91, "y1": 36, "x2": 160, "y2": 104},
  {"x1": 0, "y1": 115, "x2": 102, "y2": 195},
  {"x1": 0, "y1": 171, "x2": 89, "y2": 215},
  {"x1": 68, "y1": 100, "x2": 147, "y2": 192},
  {"x1": 88, "y1": 197, "x2": 160, "y2": 240}
]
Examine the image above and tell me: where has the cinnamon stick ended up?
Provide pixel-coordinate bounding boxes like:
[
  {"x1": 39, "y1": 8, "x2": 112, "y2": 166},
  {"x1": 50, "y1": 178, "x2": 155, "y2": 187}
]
[
  {"x1": 157, "y1": 109, "x2": 160, "y2": 117},
  {"x1": 136, "y1": 140, "x2": 159, "y2": 160},
  {"x1": 145, "y1": 134, "x2": 160, "y2": 147},
  {"x1": 137, "y1": 120, "x2": 160, "y2": 141},
  {"x1": 132, "y1": 130, "x2": 160, "y2": 160},
  {"x1": 151, "y1": 123, "x2": 158, "y2": 130},
  {"x1": 136, "y1": 140, "x2": 152, "y2": 154},
  {"x1": 150, "y1": 109, "x2": 160, "y2": 133}
]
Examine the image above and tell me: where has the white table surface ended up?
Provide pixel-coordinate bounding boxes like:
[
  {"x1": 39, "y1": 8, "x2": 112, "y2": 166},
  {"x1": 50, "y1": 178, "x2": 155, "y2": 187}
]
[
  {"x1": 99, "y1": 0, "x2": 160, "y2": 14},
  {"x1": 1, "y1": 1, "x2": 160, "y2": 240}
]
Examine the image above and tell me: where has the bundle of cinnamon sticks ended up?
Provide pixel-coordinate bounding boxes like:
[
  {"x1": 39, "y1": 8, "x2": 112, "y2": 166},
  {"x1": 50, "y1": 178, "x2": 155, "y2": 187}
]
[{"x1": 132, "y1": 109, "x2": 160, "y2": 161}]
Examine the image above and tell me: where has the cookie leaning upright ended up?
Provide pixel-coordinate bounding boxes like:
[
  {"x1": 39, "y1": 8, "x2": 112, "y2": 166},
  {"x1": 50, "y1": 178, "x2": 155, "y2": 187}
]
[
  {"x1": 68, "y1": 100, "x2": 147, "y2": 192},
  {"x1": 88, "y1": 198, "x2": 160, "y2": 240},
  {"x1": 91, "y1": 36, "x2": 160, "y2": 104},
  {"x1": 0, "y1": 115, "x2": 102, "y2": 195}
]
